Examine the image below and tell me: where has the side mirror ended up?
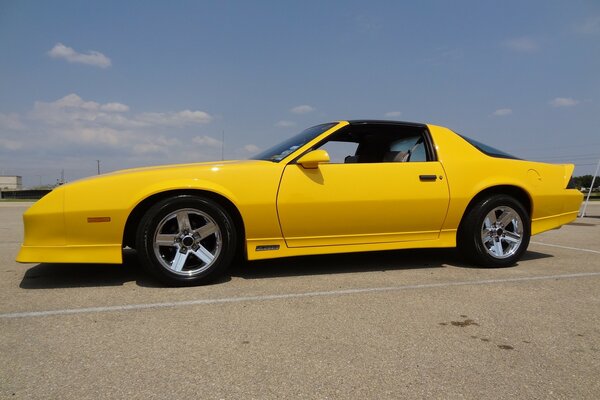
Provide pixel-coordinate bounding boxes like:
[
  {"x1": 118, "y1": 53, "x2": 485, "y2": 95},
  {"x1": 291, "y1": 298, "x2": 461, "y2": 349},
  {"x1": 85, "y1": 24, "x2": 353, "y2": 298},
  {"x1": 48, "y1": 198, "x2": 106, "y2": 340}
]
[{"x1": 296, "y1": 149, "x2": 330, "y2": 169}]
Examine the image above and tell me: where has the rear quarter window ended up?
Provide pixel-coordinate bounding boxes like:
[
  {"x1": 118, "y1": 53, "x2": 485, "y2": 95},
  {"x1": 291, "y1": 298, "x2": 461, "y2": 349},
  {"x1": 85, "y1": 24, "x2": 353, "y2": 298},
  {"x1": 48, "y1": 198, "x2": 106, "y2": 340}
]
[{"x1": 458, "y1": 134, "x2": 519, "y2": 160}]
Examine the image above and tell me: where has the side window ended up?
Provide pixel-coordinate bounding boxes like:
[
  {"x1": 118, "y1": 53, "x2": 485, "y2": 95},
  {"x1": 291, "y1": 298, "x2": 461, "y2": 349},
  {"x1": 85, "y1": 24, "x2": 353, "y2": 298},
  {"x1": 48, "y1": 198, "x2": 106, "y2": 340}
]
[
  {"x1": 356, "y1": 131, "x2": 429, "y2": 163},
  {"x1": 318, "y1": 141, "x2": 360, "y2": 164},
  {"x1": 389, "y1": 136, "x2": 427, "y2": 162},
  {"x1": 312, "y1": 125, "x2": 433, "y2": 164}
]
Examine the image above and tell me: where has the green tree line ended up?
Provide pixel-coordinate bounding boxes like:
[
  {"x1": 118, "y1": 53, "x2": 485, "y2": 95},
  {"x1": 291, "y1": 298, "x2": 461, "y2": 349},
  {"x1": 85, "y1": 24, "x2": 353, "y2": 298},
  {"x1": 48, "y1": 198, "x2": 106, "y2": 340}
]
[{"x1": 573, "y1": 175, "x2": 600, "y2": 190}]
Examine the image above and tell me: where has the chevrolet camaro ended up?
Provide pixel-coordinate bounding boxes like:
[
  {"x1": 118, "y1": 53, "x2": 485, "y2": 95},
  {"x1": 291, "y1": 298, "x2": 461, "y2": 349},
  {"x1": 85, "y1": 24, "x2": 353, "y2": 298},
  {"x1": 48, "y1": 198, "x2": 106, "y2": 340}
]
[{"x1": 17, "y1": 120, "x2": 583, "y2": 286}]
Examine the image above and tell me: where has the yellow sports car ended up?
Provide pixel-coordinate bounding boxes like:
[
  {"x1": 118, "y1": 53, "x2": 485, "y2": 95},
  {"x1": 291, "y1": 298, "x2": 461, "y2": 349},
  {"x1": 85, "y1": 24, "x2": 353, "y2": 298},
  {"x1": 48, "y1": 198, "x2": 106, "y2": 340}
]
[{"x1": 17, "y1": 120, "x2": 582, "y2": 286}]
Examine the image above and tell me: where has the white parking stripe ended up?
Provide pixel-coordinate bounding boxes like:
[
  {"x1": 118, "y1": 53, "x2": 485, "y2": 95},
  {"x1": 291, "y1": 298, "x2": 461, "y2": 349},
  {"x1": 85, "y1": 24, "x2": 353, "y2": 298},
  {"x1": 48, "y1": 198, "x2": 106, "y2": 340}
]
[
  {"x1": 2, "y1": 272, "x2": 600, "y2": 319},
  {"x1": 531, "y1": 241, "x2": 600, "y2": 254}
]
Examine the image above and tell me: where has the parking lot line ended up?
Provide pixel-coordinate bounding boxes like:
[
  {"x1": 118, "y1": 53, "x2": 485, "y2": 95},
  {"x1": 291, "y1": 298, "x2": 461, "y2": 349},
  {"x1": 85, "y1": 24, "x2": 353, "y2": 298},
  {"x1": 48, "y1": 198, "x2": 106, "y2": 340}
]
[
  {"x1": 530, "y1": 241, "x2": 600, "y2": 254},
  {"x1": 2, "y1": 271, "x2": 600, "y2": 319}
]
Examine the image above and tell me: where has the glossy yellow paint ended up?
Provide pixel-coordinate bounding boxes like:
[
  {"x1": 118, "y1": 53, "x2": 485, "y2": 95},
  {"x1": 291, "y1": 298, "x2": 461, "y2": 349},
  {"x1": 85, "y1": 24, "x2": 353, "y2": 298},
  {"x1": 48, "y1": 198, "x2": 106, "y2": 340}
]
[
  {"x1": 277, "y1": 161, "x2": 449, "y2": 247},
  {"x1": 296, "y1": 149, "x2": 330, "y2": 169},
  {"x1": 17, "y1": 121, "x2": 582, "y2": 265},
  {"x1": 426, "y1": 125, "x2": 582, "y2": 235}
]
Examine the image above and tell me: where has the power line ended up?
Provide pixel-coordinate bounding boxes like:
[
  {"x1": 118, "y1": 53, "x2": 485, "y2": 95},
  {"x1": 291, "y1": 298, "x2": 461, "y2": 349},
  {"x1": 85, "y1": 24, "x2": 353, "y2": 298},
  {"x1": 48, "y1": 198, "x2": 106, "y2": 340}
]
[
  {"x1": 536, "y1": 157, "x2": 598, "y2": 162},
  {"x1": 511, "y1": 143, "x2": 600, "y2": 152}
]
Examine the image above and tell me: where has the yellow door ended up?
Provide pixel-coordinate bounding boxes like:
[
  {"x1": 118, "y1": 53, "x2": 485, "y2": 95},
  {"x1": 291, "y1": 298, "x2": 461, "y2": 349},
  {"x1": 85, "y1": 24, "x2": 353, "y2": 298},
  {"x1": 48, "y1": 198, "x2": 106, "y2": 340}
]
[{"x1": 276, "y1": 162, "x2": 450, "y2": 247}]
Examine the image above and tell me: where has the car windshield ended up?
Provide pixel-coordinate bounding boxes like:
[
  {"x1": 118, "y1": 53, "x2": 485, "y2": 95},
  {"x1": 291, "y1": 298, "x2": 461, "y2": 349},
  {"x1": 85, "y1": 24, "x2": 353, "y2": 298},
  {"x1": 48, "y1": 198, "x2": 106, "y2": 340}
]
[
  {"x1": 251, "y1": 122, "x2": 338, "y2": 162},
  {"x1": 459, "y1": 134, "x2": 519, "y2": 160}
]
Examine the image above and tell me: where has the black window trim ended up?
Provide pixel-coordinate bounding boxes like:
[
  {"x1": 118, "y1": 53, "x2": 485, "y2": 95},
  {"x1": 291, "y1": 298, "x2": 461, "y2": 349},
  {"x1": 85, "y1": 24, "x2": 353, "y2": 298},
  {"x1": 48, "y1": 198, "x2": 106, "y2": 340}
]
[{"x1": 291, "y1": 122, "x2": 438, "y2": 164}]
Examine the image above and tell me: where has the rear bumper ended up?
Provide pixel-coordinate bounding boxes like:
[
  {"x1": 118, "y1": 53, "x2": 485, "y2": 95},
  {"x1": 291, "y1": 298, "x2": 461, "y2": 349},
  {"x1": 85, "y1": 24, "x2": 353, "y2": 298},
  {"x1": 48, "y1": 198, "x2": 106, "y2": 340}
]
[
  {"x1": 531, "y1": 189, "x2": 582, "y2": 235},
  {"x1": 531, "y1": 210, "x2": 579, "y2": 235}
]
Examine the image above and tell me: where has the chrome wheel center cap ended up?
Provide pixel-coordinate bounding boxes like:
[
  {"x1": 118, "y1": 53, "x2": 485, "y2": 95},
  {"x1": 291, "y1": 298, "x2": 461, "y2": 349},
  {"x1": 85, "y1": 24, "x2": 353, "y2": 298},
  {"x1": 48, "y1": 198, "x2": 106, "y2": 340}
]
[{"x1": 181, "y1": 235, "x2": 195, "y2": 247}]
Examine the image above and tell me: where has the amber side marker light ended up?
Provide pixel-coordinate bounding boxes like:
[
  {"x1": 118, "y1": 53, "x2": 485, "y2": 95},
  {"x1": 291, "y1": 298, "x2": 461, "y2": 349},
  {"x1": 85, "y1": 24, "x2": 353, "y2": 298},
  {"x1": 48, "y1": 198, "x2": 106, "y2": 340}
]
[{"x1": 87, "y1": 217, "x2": 111, "y2": 223}]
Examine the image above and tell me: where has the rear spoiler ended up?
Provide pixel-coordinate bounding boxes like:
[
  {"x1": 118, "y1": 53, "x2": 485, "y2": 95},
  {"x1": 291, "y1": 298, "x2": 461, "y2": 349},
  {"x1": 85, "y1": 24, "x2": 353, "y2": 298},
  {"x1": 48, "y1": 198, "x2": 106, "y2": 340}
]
[{"x1": 561, "y1": 164, "x2": 576, "y2": 189}]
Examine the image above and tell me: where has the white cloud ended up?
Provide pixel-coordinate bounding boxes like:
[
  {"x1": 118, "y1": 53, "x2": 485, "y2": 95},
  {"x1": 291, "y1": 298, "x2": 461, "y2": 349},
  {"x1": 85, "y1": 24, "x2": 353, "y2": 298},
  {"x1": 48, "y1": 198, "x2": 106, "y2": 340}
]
[
  {"x1": 30, "y1": 94, "x2": 213, "y2": 132},
  {"x1": 1, "y1": 94, "x2": 229, "y2": 185},
  {"x1": 243, "y1": 144, "x2": 260, "y2": 153},
  {"x1": 549, "y1": 97, "x2": 579, "y2": 107},
  {"x1": 1, "y1": 93, "x2": 216, "y2": 169},
  {"x1": 78, "y1": 126, "x2": 120, "y2": 146},
  {"x1": 384, "y1": 111, "x2": 402, "y2": 118},
  {"x1": 48, "y1": 43, "x2": 112, "y2": 68},
  {"x1": 290, "y1": 105, "x2": 315, "y2": 114},
  {"x1": 492, "y1": 108, "x2": 513, "y2": 116},
  {"x1": 192, "y1": 135, "x2": 222, "y2": 148},
  {"x1": 132, "y1": 143, "x2": 164, "y2": 155},
  {"x1": 137, "y1": 110, "x2": 212, "y2": 126},
  {"x1": 0, "y1": 113, "x2": 25, "y2": 130},
  {"x1": 575, "y1": 16, "x2": 600, "y2": 34},
  {"x1": 100, "y1": 102, "x2": 129, "y2": 113},
  {"x1": 0, "y1": 138, "x2": 23, "y2": 151},
  {"x1": 54, "y1": 93, "x2": 100, "y2": 110},
  {"x1": 275, "y1": 120, "x2": 296, "y2": 127},
  {"x1": 503, "y1": 37, "x2": 539, "y2": 52},
  {"x1": 133, "y1": 136, "x2": 181, "y2": 155}
]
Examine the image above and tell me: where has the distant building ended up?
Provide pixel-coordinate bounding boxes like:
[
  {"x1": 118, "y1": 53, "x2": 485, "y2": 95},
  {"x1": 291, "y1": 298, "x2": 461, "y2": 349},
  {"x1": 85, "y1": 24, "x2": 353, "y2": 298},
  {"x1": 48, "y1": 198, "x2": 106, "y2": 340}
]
[{"x1": 0, "y1": 175, "x2": 22, "y2": 190}]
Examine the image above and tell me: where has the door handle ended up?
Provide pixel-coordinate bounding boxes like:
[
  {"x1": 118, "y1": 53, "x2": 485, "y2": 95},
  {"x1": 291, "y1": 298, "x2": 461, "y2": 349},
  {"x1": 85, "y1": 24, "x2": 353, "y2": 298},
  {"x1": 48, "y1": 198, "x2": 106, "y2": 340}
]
[{"x1": 419, "y1": 174, "x2": 438, "y2": 181}]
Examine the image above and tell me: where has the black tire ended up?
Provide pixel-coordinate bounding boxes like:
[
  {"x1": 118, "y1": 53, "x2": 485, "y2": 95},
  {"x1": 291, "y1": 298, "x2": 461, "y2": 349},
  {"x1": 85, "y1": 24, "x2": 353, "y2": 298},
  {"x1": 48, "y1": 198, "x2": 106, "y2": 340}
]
[
  {"x1": 136, "y1": 195, "x2": 237, "y2": 286},
  {"x1": 458, "y1": 194, "x2": 530, "y2": 267}
]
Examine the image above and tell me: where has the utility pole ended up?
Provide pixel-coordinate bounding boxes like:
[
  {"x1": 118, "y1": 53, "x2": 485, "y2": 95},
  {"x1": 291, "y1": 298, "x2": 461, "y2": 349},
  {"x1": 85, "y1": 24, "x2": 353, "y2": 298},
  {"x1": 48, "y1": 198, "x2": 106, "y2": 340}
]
[
  {"x1": 580, "y1": 158, "x2": 600, "y2": 217},
  {"x1": 97, "y1": 160, "x2": 101, "y2": 175}
]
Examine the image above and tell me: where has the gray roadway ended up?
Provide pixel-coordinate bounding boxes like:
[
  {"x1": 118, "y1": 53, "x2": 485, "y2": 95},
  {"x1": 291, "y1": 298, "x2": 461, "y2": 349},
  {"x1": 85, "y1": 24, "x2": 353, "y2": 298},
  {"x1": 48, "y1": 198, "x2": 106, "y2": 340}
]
[{"x1": 1, "y1": 202, "x2": 599, "y2": 399}]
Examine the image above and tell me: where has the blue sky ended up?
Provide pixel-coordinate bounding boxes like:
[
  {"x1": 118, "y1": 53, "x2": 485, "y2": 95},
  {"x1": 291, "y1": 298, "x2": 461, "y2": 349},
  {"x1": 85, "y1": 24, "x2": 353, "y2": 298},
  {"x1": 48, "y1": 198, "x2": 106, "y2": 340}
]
[{"x1": 1, "y1": 0, "x2": 599, "y2": 187}]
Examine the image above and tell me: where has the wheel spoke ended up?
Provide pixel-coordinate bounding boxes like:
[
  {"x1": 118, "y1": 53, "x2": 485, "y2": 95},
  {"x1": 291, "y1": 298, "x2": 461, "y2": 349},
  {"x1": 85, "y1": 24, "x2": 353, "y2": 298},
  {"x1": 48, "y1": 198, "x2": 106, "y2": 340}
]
[
  {"x1": 193, "y1": 245, "x2": 215, "y2": 265},
  {"x1": 482, "y1": 235, "x2": 494, "y2": 245},
  {"x1": 497, "y1": 209, "x2": 514, "y2": 228},
  {"x1": 156, "y1": 233, "x2": 177, "y2": 246},
  {"x1": 483, "y1": 215, "x2": 494, "y2": 229},
  {"x1": 176, "y1": 211, "x2": 192, "y2": 232},
  {"x1": 503, "y1": 231, "x2": 521, "y2": 243},
  {"x1": 493, "y1": 239, "x2": 504, "y2": 257},
  {"x1": 171, "y1": 249, "x2": 189, "y2": 272},
  {"x1": 153, "y1": 207, "x2": 223, "y2": 276},
  {"x1": 478, "y1": 204, "x2": 526, "y2": 260},
  {"x1": 194, "y1": 221, "x2": 217, "y2": 239}
]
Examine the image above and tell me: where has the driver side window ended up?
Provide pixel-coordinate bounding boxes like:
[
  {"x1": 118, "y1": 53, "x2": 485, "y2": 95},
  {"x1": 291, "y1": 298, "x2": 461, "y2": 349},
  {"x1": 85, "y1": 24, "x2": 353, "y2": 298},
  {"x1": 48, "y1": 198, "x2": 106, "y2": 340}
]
[
  {"x1": 314, "y1": 125, "x2": 431, "y2": 164},
  {"x1": 317, "y1": 140, "x2": 360, "y2": 164}
]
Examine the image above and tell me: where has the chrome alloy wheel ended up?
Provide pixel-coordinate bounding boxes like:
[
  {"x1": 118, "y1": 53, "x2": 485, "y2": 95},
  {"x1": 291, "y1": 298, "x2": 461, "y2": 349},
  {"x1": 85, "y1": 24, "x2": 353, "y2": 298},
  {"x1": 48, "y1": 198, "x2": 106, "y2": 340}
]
[
  {"x1": 152, "y1": 208, "x2": 222, "y2": 276},
  {"x1": 481, "y1": 206, "x2": 524, "y2": 259}
]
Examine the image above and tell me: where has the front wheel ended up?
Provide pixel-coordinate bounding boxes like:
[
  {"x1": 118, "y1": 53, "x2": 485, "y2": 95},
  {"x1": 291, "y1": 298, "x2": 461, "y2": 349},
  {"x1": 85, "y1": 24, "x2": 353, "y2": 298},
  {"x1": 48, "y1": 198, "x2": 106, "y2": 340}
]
[
  {"x1": 136, "y1": 195, "x2": 237, "y2": 286},
  {"x1": 458, "y1": 195, "x2": 530, "y2": 267}
]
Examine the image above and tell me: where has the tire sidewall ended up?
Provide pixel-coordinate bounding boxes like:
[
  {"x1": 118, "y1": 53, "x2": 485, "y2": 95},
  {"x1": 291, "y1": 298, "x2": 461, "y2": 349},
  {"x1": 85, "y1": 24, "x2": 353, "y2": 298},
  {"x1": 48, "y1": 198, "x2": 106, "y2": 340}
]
[
  {"x1": 137, "y1": 195, "x2": 236, "y2": 286},
  {"x1": 461, "y1": 195, "x2": 530, "y2": 267}
]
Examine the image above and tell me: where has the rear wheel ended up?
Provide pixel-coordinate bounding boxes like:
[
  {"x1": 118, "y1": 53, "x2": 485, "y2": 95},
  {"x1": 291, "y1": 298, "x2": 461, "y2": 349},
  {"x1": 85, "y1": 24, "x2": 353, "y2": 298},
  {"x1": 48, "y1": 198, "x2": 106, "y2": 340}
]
[
  {"x1": 458, "y1": 195, "x2": 530, "y2": 267},
  {"x1": 136, "y1": 195, "x2": 237, "y2": 286}
]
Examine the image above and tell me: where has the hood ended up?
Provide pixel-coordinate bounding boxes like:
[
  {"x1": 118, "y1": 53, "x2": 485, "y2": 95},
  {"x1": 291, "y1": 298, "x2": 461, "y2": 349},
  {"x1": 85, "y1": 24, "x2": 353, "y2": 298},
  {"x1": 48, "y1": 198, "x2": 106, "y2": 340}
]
[{"x1": 63, "y1": 159, "x2": 269, "y2": 186}]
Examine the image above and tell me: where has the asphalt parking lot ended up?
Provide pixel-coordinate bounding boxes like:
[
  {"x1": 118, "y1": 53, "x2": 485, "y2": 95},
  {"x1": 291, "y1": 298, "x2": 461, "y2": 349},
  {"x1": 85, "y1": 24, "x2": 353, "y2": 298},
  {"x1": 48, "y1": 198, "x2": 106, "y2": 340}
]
[{"x1": 1, "y1": 202, "x2": 599, "y2": 399}]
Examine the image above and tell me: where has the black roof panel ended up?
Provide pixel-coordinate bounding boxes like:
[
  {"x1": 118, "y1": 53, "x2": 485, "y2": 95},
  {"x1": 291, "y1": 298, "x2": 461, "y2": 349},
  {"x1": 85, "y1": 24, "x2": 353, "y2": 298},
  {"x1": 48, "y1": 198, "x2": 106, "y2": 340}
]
[{"x1": 347, "y1": 120, "x2": 427, "y2": 128}]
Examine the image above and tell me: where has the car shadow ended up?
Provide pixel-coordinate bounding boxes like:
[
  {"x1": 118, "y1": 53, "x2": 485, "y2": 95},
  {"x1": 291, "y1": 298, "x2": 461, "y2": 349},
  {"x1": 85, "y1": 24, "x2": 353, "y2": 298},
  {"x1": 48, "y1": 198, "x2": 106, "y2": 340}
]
[
  {"x1": 233, "y1": 248, "x2": 553, "y2": 278},
  {"x1": 232, "y1": 248, "x2": 455, "y2": 280},
  {"x1": 19, "y1": 251, "x2": 157, "y2": 289},
  {"x1": 18, "y1": 248, "x2": 553, "y2": 289}
]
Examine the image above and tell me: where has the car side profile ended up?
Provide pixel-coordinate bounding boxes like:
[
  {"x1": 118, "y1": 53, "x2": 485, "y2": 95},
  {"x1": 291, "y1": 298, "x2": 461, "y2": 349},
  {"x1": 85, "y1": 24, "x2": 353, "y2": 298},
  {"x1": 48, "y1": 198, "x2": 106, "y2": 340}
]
[{"x1": 17, "y1": 120, "x2": 583, "y2": 286}]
